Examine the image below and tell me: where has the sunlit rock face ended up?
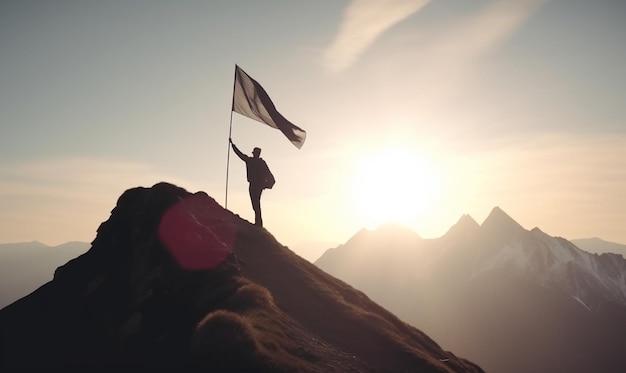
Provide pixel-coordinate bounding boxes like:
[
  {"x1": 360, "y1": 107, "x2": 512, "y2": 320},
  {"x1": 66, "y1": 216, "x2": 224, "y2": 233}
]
[
  {"x1": 0, "y1": 182, "x2": 483, "y2": 373},
  {"x1": 316, "y1": 207, "x2": 626, "y2": 373}
]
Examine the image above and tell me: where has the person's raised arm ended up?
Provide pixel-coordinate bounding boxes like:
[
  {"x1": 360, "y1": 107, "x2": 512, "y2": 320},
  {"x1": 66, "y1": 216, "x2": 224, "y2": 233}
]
[{"x1": 229, "y1": 138, "x2": 247, "y2": 161}]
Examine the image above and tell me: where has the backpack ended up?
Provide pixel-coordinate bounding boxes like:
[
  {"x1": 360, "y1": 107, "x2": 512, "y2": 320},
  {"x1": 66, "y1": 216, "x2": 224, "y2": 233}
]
[{"x1": 263, "y1": 165, "x2": 275, "y2": 189}]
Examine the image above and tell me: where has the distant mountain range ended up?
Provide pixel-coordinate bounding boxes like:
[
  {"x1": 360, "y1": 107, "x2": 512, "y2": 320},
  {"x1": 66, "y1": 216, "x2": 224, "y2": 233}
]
[
  {"x1": 0, "y1": 241, "x2": 89, "y2": 309},
  {"x1": 315, "y1": 207, "x2": 626, "y2": 373},
  {"x1": 571, "y1": 237, "x2": 626, "y2": 258},
  {"x1": 3, "y1": 235, "x2": 621, "y2": 311},
  {"x1": 0, "y1": 182, "x2": 483, "y2": 372}
]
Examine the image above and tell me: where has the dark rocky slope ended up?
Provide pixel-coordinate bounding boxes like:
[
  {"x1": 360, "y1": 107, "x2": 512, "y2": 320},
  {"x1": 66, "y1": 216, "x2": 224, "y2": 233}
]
[{"x1": 0, "y1": 182, "x2": 482, "y2": 372}]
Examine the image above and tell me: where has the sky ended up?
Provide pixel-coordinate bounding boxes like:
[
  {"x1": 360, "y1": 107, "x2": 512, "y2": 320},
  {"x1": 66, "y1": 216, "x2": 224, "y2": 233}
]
[{"x1": 1, "y1": 0, "x2": 625, "y2": 262}]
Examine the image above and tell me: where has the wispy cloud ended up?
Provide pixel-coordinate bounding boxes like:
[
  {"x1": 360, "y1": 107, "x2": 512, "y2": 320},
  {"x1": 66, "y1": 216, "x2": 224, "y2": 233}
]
[
  {"x1": 386, "y1": 0, "x2": 548, "y2": 111},
  {"x1": 323, "y1": 0, "x2": 431, "y2": 72},
  {"x1": 425, "y1": 0, "x2": 546, "y2": 68},
  {"x1": 324, "y1": 0, "x2": 546, "y2": 75}
]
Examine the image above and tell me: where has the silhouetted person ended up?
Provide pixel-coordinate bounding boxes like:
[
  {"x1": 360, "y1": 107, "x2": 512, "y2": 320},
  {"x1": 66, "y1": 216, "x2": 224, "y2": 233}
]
[{"x1": 230, "y1": 138, "x2": 275, "y2": 227}]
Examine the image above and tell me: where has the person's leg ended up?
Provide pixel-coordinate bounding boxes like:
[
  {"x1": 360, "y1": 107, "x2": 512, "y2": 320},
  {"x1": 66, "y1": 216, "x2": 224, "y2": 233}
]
[{"x1": 249, "y1": 185, "x2": 263, "y2": 226}]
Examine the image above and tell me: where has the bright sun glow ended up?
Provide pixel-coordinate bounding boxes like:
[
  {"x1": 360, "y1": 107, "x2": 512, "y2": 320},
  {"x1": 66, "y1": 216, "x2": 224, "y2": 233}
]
[{"x1": 350, "y1": 146, "x2": 442, "y2": 229}]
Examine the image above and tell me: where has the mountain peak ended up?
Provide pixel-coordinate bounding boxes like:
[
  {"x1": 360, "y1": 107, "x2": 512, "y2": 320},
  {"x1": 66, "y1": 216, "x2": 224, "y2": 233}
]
[
  {"x1": 480, "y1": 207, "x2": 526, "y2": 238},
  {"x1": 484, "y1": 206, "x2": 516, "y2": 223},
  {"x1": 0, "y1": 182, "x2": 482, "y2": 372},
  {"x1": 344, "y1": 223, "x2": 421, "y2": 248},
  {"x1": 443, "y1": 214, "x2": 480, "y2": 239}
]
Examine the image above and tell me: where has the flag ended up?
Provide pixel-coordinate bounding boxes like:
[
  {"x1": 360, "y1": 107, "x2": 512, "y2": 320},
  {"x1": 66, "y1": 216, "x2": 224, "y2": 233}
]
[{"x1": 232, "y1": 65, "x2": 306, "y2": 149}]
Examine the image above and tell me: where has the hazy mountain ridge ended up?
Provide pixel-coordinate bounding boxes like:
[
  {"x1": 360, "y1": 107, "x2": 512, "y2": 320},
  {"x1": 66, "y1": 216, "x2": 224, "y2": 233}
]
[
  {"x1": 572, "y1": 237, "x2": 626, "y2": 258},
  {"x1": 0, "y1": 182, "x2": 483, "y2": 372},
  {"x1": 317, "y1": 207, "x2": 626, "y2": 311},
  {"x1": 464, "y1": 223, "x2": 626, "y2": 310},
  {"x1": 316, "y1": 207, "x2": 626, "y2": 373},
  {"x1": 0, "y1": 241, "x2": 90, "y2": 309}
]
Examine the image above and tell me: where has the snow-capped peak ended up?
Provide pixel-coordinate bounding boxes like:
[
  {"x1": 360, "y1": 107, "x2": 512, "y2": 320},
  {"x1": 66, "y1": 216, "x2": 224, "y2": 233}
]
[{"x1": 474, "y1": 225, "x2": 626, "y2": 310}]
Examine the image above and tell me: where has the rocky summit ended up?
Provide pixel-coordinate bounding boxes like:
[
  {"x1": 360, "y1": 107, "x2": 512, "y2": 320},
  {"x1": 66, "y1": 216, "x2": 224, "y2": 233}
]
[{"x1": 0, "y1": 182, "x2": 482, "y2": 372}]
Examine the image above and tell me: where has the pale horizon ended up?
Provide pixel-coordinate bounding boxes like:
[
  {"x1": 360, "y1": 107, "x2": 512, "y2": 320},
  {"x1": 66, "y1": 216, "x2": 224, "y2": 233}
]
[{"x1": 1, "y1": 0, "x2": 625, "y2": 262}]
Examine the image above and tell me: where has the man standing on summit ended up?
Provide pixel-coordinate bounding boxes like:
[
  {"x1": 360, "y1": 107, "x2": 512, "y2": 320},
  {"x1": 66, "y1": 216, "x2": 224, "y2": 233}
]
[{"x1": 229, "y1": 138, "x2": 275, "y2": 227}]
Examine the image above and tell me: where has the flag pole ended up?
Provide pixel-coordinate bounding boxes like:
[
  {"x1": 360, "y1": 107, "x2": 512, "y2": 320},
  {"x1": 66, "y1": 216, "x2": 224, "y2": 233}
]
[
  {"x1": 225, "y1": 111, "x2": 234, "y2": 209},
  {"x1": 225, "y1": 65, "x2": 237, "y2": 209}
]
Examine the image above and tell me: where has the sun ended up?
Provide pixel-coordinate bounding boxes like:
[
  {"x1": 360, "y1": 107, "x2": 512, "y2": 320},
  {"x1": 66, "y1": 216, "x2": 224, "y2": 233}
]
[{"x1": 350, "y1": 146, "x2": 442, "y2": 229}]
